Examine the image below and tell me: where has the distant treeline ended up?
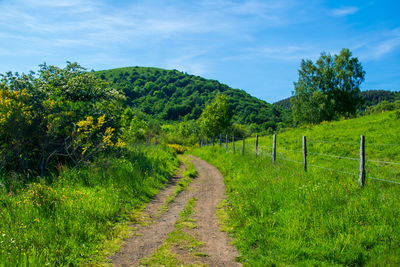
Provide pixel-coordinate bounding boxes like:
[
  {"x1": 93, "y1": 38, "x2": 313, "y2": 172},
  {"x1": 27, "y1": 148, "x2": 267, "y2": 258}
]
[{"x1": 274, "y1": 90, "x2": 400, "y2": 112}]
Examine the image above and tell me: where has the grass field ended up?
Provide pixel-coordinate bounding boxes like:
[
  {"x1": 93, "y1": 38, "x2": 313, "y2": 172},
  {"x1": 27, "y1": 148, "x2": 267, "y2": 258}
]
[
  {"x1": 191, "y1": 110, "x2": 400, "y2": 266},
  {"x1": 0, "y1": 145, "x2": 178, "y2": 266}
]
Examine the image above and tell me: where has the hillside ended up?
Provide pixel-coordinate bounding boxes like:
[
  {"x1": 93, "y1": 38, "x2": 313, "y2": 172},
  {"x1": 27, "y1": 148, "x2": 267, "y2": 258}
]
[
  {"x1": 274, "y1": 90, "x2": 400, "y2": 111},
  {"x1": 95, "y1": 67, "x2": 282, "y2": 129},
  {"x1": 192, "y1": 110, "x2": 400, "y2": 265}
]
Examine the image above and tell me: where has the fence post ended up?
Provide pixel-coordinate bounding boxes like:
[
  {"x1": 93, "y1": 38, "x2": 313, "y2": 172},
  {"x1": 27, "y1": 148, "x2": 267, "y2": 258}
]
[
  {"x1": 255, "y1": 135, "x2": 258, "y2": 155},
  {"x1": 303, "y1": 136, "x2": 307, "y2": 172},
  {"x1": 232, "y1": 135, "x2": 235, "y2": 153},
  {"x1": 272, "y1": 134, "x2": 276, "y2": 163},
  {"x1": 226, "y1": 135, "x2": 228, "y2": 150},
  {"x1": 220, "y1": 133, "x2": 222, "y2": 147},
  {"x1": 359, "y1": 135, "x2": 365, "y2": 187},
  {"x1": 212, "y1": 137, "x2": 215, "y2": 147},
  {"x1": 242, "y1": 136, "x2": 245, "y2": 156}
]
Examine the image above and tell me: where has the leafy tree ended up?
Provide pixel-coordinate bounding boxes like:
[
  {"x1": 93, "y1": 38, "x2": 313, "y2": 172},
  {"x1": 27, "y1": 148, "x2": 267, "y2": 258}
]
[
  {"x1": 292, "y1": 48, "x2": 365, "y2": 124},
  {"x1": 198, "y1": 94, "x2": 232, "y2": 138}
]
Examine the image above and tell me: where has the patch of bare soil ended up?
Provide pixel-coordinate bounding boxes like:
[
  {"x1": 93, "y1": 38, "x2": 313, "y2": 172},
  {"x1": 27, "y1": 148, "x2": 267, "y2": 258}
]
[
  {"x1": 111, "y1": 156, "x2": 241, "y2": 267},
  {"x1": 187, "y1": 155, "x2": 241, "y2": 267},
  {"x1": 110, "y1": 164, "x2": 190, "y2": 266}
]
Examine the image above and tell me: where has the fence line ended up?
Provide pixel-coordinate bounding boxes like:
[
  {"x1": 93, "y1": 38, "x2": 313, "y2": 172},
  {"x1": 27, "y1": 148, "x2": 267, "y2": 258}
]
[{"x1": 200, "y1": 133, "x2": 400, "y2": 188}]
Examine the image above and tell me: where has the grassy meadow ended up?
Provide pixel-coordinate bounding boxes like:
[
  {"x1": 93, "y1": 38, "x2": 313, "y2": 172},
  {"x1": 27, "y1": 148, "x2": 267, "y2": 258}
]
[
  {"x1": 191, "y1": 110, "x2": 400, "y2": 266},
  {"x1": 0, "y1": 145, "x2": 178, "y2": 266}
]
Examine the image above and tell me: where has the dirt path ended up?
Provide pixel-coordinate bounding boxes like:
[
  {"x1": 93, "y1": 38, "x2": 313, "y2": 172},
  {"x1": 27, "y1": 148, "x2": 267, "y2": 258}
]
[
  {"x1": 187, "y1": 155, "x2": 241, "y2": 267},
  {"x1": 111, "y1": 156, "x2": 240, "y2": 267}
]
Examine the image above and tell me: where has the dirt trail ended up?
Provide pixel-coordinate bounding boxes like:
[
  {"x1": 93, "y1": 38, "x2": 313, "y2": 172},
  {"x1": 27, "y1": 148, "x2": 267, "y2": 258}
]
[{"x1": 111, "y1": 156, "x2": 240, "y2": 267}]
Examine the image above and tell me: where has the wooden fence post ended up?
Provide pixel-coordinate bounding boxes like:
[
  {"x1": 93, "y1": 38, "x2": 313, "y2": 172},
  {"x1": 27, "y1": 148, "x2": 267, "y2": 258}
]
[
  {"x1": 232, "y1": 135, "x2": 235, "y2": 153},
  {"x1": 220, "y1": 133, "x2": 222, "y2": 147},
  {"x1": 303, "y1": 136, "x2": 307, "y2": 172},
  {"x1": 255, "y1": 135, "x2": 258, "y2": 155},
  {"x1": 242, "y1": 136, "x2": 245, "y2": 156},
  {"x1": 359, "y1": 135, "x2": 365, "y2": 187},
  {"x1": 272, "y1": 134, "x2": 276, "y2": 163},
  {"x1": 226, "y1": 135, "x2": 228, "y2": 150}
]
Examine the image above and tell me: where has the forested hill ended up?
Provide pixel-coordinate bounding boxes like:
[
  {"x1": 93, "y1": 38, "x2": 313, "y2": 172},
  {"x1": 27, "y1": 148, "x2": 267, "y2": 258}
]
[{"x1": 95, "y1": 67, "x2": 282, "y2": 129}]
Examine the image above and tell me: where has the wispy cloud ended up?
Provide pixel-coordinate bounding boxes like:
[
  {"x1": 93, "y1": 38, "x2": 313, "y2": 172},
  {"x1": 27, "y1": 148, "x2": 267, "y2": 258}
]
[
  {"x1": 329, "y1": 6, "x2": 359, "y2": 17},
  {"x1": 354, "y1": 28, "x2": 400, "y2": 60},
  {"x1": 242, "y1": 45, "x2": 318, "y2": 61}
]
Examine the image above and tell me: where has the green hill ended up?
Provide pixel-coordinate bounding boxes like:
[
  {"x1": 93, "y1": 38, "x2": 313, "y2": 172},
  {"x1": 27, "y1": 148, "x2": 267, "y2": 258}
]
[{"x1": 95, "y1": 67, "x2": 282, "y2": 130}]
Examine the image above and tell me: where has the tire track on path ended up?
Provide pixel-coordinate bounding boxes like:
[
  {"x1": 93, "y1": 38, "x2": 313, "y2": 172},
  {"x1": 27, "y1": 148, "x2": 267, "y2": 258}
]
[{"x1": 111, "y1": 156, "x2": 240, "y2": 266}]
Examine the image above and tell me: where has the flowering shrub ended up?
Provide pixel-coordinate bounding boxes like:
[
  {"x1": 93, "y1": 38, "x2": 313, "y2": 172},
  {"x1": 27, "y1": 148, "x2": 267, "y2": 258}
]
[
  {"x1": 167, "y1": 144, "x2": 188, "y2": 154},
  {"x1": 0, "y1": 63, "x2": 125, "y2": 174}
]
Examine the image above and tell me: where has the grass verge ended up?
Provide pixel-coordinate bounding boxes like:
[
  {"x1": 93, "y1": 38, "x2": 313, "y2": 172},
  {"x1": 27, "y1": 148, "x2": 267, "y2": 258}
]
[
  {"x1": 191, "y1": 111, "x2": 400, "y2": 266},
  {"x1": 0, "y1": 145, "x2": 178, "y2": 266}
]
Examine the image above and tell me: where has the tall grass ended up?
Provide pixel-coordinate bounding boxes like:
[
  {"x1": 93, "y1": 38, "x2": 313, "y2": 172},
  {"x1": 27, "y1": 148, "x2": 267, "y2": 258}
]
[
  {"x1": 0, "y1": 145, "x2": 178, "y2": 266},
  {"x1": 191, "y1": 111, "x2": 400, "y2": 266}
]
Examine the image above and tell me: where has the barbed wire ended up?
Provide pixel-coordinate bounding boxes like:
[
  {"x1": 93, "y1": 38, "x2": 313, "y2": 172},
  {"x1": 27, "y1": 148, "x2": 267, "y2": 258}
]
[
  {"x1": 308, "y1": 151, "x2": 359, "y2": 161},
  {"x1": 258, "y1": 149, "x2": 272, "y2": 157},
  {"x1": 366, "y1": 159, "x2": 400, "y2": 166},
  {"x1": 276, "y1": 152, "x2": 302, "y2": 164},
  {"x1": 308, "y1": 164, "x2": 357, "y2": 176},
  {"x1": 367, "y1": 143, "x2": 400, "y2": 147},
  {"x1": 279, "y1": 148, "x2": 303, "y2": 153},
  {"x1": 368, "y1": 177, "x2": 400, "y2": 185},
  {"x1": 308, "y1": 140, "x2": 359, "y2": 145},
  {"x1": 279, "y1": 157, "x2": 303, "y2": 164}
]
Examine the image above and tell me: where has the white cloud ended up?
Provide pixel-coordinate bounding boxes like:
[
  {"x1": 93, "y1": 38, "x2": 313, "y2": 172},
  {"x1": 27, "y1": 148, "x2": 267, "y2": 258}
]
[
  {"x1": 353, "y1": 28, "x2": 400, "y2": 60},
  {"x1": 329, "y1": 6, "x2": 359, "y2": 17}
]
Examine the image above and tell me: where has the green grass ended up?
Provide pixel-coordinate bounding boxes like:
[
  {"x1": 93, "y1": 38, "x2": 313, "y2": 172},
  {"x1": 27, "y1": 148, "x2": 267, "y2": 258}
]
[
  {"x1": 191, "y1": 110, "x2": 400, "y2": 266},
  {"x1": 159, "y1": 155, "x2": 198, "y2": 214},
  {"x1": 0, "y1": 145, "x2": 178, "y2": 266}
]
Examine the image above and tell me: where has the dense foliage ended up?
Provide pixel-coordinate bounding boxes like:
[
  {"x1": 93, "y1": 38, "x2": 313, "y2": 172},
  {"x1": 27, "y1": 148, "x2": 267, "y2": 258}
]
[
  {"x1": 291, "y1": 49, "x2": 365, "y2": 124},
  {"x1": 0, "y1": 63, "x2": 125, "y2": 175},
  {"x1": 95, "y1": 67, "x2": 283, "y2": 131}
]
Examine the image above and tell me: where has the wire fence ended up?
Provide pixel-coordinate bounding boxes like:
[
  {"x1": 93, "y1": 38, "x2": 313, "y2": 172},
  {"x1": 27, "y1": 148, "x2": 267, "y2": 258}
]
[{"x1": 199, "y1": 134, "x2": 400, "y2": 187}]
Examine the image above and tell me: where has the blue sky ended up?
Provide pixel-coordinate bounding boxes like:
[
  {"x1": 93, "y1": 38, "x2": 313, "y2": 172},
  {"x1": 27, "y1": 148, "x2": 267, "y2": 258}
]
[{"x1": 0, "y1": 0, "x2": 399, "y2": 103}]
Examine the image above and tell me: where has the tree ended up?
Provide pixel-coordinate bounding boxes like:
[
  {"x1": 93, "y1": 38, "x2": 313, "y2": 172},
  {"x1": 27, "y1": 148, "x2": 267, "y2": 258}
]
[
  {"x1": 198, "y1": 94, "x2": 232, "y2": 138},
  {"x1": 292, "y1": 48, "x2": 365, "y2": 124}
]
